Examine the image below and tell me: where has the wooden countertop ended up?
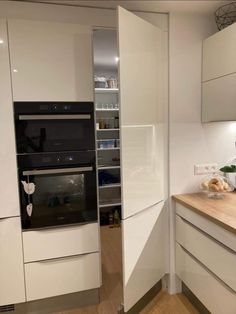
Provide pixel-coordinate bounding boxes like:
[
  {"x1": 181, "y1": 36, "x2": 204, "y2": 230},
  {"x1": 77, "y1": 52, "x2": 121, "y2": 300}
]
[{"x1": 173, "y1": 192, "x2": 236, "y2": 235}]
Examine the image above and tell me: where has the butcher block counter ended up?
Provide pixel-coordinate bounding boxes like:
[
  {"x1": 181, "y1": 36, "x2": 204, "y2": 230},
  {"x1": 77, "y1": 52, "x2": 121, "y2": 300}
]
[{"x1": 173, "y1": 192, "x2": 236, "y2": 235}]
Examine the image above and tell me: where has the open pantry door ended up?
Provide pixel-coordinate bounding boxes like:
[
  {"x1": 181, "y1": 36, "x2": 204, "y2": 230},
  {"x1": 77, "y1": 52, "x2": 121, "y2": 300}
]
[{"x1": 118, "y1": 7, "x2": 167, "y2": 312}]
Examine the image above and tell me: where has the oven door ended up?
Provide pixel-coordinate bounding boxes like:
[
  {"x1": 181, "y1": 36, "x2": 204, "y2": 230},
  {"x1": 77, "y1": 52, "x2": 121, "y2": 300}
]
[
  {"x1": 19, "y1": 166, "x2": 97, "y2": 230},
  {"x1": 15, "y1": 114, "x2": 95, "y2": 154}
]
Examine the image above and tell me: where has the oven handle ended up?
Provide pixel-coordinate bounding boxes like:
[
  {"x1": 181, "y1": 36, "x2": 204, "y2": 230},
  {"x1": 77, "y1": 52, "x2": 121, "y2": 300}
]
[
  {"x1": 19, "y1": 114, "x2": 91, "y2": 120},
  {"x1": 22, "y1": 166, "x2": 93, "y2": 176}
]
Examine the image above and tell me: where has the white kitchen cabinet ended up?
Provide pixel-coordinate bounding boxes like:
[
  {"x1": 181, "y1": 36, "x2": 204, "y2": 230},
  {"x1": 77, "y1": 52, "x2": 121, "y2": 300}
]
[
  {"x1": 176, "y1": 243, "x2": 236, "y2": 314},
  {"x1": 0, "y1": 217, "x2": 25, "y2": 306},
  {"x1": 202, "y1": 23, "x2": 236, "y2": 82},
  {"x1": 0, "y1": 19, "x2": 20, "y2": 218},
  {"x1": 118, "y1": 7, "x2": 166, "y2": 312},
  {"x1": 202, "y1": 23, "x2": 236, "y2": 122},
  {"x1": 23, "y1": 222, "x2": 99, "y2": 262},
  {"x1": 202, "y1": 72, "x2": 236, "y2": 122},
  {"x1": 24, "y1": 252, "x2": 100, "y2": 301},
  {"x1": 7, "y1": 19, "x2": 93, "y2": 101},
  {"x1": 175, "y1": 202, "x2": 236, "y2": 314}
]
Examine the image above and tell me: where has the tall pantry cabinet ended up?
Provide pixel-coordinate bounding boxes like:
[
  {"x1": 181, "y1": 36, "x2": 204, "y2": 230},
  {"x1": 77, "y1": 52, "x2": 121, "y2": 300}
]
[
  {"x1": 0, "y1": 19, "x2": 25, "y2": 306},
  {"x1": 0, "y1": 7, "x2": 168, "y2": 312}
]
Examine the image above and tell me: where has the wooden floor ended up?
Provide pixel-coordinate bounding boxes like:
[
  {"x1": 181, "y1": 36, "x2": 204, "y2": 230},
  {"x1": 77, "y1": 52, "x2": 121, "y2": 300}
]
[{"x1": 57, "y1": 226, "x2": 199, "y2": 314}]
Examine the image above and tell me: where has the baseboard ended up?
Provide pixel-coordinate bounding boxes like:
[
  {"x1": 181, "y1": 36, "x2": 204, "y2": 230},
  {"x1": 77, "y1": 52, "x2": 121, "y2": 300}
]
[
  {"x1": 6, "y1": 289, "x2": 99, "y2": 314},
  {"x1": 182, "y1": 283, "x2": 211, "y2": 314},
  {"x1": 118, "y1": 280, "x2": 162, "y2": 314}
]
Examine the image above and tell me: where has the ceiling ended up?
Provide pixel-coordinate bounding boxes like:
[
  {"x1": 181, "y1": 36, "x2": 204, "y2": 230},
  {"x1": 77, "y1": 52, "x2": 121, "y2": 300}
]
[{"x1": 21, "y1": 0, "x2": 232, "y2": 14}]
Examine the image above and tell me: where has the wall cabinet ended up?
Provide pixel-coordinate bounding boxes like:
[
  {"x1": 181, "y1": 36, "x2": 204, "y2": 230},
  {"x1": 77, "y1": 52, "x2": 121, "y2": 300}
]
[
  {"x1": 8, "y1": 19, "x2": 93, "y2": 101},
  {"x1": 202, "y1": 23, "x2": 236, "y2": 122},
  {"x1": 0, "y1": 217, "x2": 25, "y2": 306},
  {"x1": 175, "y1": 203, "x2": 236, "y2": 314}
]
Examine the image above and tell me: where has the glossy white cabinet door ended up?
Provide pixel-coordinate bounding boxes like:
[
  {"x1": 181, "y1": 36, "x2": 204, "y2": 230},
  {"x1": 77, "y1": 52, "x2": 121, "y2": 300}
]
[
  {"x1": 0, "y1": 217, "x2": 25, "y2": 305},
  {"x1": 118, "y1": 7, "x2": 166, "y2": 312},
  {"x1": 8, "y1": 19, "x2": 93, "y2": 101},
  {"x1": 25, "y1": 253, "x2": 100, "y2": 301},
  {"x1": 23, "y1": 222, "x2": 99, "y2": 262},
  {"x1": 176, "y1": 243, "x2": 236, "y2": 314},
  {"x1": 202, "y1": 23, "x2": 236, "y2": 82},
  {"x1": 122, "y1": 202, "x2": 167, "y2": 312},
  {"x1": 0, "y1": 19, "x2": 20, "y2": 218},
  {"x1": 118, "y1": 7, "x2": 164, "y2": 220},
  {"x1": 202, "y1": 73, "x2": 236, "y2": 122}
]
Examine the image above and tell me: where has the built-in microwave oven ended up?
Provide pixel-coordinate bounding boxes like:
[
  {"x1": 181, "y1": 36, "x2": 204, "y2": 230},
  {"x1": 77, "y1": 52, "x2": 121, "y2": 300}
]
[
  {"x1": 14, "y1": 102, "x2": 95, "y2": 154},
  {"x1": 18, "y1": 151, "x2": 97, "y2": 230}
]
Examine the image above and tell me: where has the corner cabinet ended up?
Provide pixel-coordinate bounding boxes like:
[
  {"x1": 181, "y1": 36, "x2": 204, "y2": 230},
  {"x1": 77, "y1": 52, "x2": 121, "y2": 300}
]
[
  {"x1": 7, "y1": 19, "x2": 93, "y2": 101},
  {"x1": 202, "y1": 23, "x2": 236, "y2": 122}
]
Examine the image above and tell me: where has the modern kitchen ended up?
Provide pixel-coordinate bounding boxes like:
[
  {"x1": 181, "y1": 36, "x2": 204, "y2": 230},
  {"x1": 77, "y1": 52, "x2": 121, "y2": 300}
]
[{"x1": 0, "y1": 1, "x2": 235, "y2": 314}]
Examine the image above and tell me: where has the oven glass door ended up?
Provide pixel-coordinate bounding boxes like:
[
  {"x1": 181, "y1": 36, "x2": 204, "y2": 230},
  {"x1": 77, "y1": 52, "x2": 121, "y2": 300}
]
[
  {"x1": 20, "y1": 166, "x2": 97, "y2": 230},
  {"x1": 15, "y1": 114, "x2": 95, "y2": 153}
]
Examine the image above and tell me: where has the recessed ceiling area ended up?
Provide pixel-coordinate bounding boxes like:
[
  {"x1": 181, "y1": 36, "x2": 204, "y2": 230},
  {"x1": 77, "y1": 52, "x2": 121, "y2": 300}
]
[
  {"x1": 20, "y1": 0, "x2": 232, "y2": 14},
  {"x1": 93, "y1": 29, "x2": 117, "y2": 72}
]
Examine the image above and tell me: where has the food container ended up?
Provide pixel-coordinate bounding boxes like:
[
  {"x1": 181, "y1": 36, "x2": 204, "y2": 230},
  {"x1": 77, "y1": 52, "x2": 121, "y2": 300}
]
[
  {"x1": 200, "y1": 173, "x2": 234, "y2": 199},
  {"x1": 94, "y1": 76, "x2": 107, "y2": 88},
  {"x1": 107, "y1": 77, "x2": 117, "y2": 89}
]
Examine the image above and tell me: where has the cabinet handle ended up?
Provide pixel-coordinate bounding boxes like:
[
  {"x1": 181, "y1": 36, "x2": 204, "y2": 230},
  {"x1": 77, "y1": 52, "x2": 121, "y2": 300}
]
[
  {"x1": 23, "y1": 166, "x2": 93, "y2": 176},
  {"x1": 19, "y1": 114, "x2": 91, "y2": 120}
]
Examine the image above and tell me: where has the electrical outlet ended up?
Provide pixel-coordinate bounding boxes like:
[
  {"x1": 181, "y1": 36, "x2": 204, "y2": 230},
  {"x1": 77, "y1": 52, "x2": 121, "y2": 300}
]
[{"x1": 194, "y1": 163, "x2": 218, "y2": 175}]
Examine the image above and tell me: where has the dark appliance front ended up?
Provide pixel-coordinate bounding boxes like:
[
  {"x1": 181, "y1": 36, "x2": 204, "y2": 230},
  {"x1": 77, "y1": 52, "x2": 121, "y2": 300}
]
[
  {"x1": 14, "y1": 102, "x2": 95, "y2": 154},
  {"x1": 18, "y1": 151, "x2": 97, "y2": 230}
]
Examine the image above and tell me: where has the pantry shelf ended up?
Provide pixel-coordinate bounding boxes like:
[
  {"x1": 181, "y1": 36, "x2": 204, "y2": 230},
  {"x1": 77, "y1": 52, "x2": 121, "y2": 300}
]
[
  {"x1": 98, "y1": 166, "x2": 120, "y2": 170},
  {"x1": 97, "y1": 128, "x2": 120, "y2": 132},
  {"x1": 99, "y1": 183, "x2": 121, "y2": 189},
  {"x1": 95, "y1": 88, "x2": 119, "y2": 93},
  {"x1": 99, "y1": 201, "x2": 122, "y2": 208}
]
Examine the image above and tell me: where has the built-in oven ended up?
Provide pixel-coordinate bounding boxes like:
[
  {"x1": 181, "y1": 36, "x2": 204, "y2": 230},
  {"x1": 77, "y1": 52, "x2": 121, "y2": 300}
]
[
  {"x1": 18, "y1": 151, "x2": 97, "y2": 230},
  {"x1": 14, "y1": 102, "x2": 95, "y2": 154}
]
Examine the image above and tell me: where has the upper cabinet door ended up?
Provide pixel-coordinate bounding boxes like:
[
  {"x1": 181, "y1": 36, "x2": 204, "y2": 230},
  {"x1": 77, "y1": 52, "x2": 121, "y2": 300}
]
[
  {"x1": 119, "y1": 8, "x2": 164, "y2": 220},
  {"x1": 118, "y1": 7, "x2": 166, "y2": 313},
  {"x1": 0, "y1": 19, "x2": 20, "y2": 218},
  {"x1": 202, "y1": 23, "x2": 236, "y2": 82},
  {"x1": 8, "y1": 19, "x2": 93, "y2": 101}
]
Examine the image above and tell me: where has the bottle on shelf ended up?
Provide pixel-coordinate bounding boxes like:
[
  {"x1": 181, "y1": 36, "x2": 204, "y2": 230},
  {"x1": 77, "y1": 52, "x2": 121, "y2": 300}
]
[
  {"x1": 113, "y1": 209, "x2": 121, "y2": 228},
  {"x1": 109, "y1": 211, "x2": 114, "y2": 228}
]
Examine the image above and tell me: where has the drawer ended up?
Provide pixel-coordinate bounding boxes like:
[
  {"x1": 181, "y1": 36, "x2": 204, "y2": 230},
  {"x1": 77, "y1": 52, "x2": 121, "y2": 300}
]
[
  {"x1": 23, "y1": 223, "x2": 99, "y2": 262},
  {"x1": 25, "y1": 252, "x2": 100, "y2": 301},
  {"x1": 176, "y1": 215, "x2": 236, "y2": 291},
  {"x1": 176, "y1": 203, "x2": 236, "y2": 252},
  {"x1": 176, "y1": 243, "x2": 236, "y2": 314}
]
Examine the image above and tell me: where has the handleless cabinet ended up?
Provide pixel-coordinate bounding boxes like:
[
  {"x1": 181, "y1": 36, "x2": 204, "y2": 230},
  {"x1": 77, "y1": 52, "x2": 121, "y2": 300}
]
[
  {"x1": 202, "y1": 23, "x2": 236, "y2": 122},
  {"x1": 0, "y1": 217, "x2": 25, "y2": 305},
  {"x1": 7, "y1": 19, "x2": 93, "y2": 101}
]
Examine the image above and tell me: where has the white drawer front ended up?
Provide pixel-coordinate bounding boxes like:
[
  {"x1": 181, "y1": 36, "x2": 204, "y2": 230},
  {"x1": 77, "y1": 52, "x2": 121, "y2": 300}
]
[
  {"x1": 23, "y1": 223, "x2": 99, "y2": 262},
  {"x1": 176, "y1": 243, "x2": 236, "y2": 314},
  {"x1": 176, "y1": 215, "x2": 236, "y2": 291},
  {"x1": 25, "y1": 252, "x2": 100, "y2": 301},
  {"x1": 176, "y1": 203, "x2": 236, "y2": 252}
]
